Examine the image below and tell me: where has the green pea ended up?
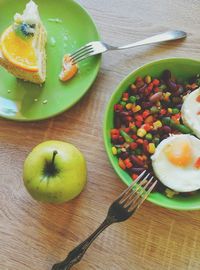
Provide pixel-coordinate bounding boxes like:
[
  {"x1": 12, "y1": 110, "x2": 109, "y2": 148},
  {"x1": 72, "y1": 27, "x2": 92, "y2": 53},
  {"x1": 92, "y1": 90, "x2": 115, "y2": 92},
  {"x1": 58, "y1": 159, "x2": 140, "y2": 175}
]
[
  {"x1": 145, "y1": 133, "x2": 153, "y2": 141},
  {"x1": 120, "y1": 101, "x2": 126, "y2": 107},
  {"x1": 129, "y1": 95, "x2": 137, "y2": 103},
  {"x1": 117, "y1": 148, "x2": 122, "y2": 155},
  {"x1": 172, "y1": 108, "x2": 180, "y2": 115},
  {"x1": 150, "y1": 106, "x2": 159, "y2": 114}
]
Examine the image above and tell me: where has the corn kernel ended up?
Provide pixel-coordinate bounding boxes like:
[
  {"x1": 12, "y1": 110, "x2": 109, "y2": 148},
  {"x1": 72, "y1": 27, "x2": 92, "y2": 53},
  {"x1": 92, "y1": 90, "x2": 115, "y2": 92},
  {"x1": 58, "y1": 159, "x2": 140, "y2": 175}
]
[
  {"x1": 132, "y1": 105, "x2": 141, "y2": 113},
  {"x1": 153, "y1": 120, "x2": 162, "y2": 129},
  {"x1": 168, "y1": 108, "x2": 172, "y2": 113},
  {"x1": 126, "y1": 103, "x2": 133, "y2": 110},
  {"x1": 144, "y1": 75, "x2": 152, "y2": 84},
  {"x1": 165, "y1": 188, "x2": 178, "y2": 198},
  {"x1": 148, "y1": 143, "x2": 156, "y2": 154},
  {"x1": 137, "y1": 128, "x2": 147, "y2": 138},
  {"x1": 112, "y1": 146, "x2": 117, "y2": 155}
]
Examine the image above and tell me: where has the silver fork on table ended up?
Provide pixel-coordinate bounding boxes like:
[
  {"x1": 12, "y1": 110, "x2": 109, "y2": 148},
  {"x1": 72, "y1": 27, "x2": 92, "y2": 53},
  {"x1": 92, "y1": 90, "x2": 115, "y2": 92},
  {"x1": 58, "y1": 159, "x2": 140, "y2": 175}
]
[
  {"x1": 71, "y1": 30, "x2": 186, "y2": 64},
  {"x1": 51, "y1": 170, "x2": 157, "y2": 270}
]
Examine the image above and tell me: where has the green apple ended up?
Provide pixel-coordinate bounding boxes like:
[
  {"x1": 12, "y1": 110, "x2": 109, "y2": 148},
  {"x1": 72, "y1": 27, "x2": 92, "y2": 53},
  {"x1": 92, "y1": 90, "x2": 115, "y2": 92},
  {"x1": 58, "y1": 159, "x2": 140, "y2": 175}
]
[{"x1": 23, "y1": 140, "x2": 87, "y2": 203}]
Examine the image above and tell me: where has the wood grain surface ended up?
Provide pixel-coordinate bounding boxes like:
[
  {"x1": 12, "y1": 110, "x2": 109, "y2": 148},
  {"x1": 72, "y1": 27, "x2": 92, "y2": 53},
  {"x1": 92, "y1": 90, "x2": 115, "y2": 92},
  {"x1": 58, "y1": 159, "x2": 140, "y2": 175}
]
[{"x1": 1, "y1": 0, "x2": 200, "y2": 269}]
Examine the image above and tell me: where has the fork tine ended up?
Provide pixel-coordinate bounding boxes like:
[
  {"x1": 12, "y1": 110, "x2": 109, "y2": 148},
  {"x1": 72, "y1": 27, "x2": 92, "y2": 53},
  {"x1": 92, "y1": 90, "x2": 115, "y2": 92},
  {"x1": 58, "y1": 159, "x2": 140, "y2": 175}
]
[
  {"x1": 128, "y1": 179, "x2": 157, "y2": 212},
  {"x1": 71, "y1": 50, "x2": 94, "y2": 64},
  {"x1": 70, "y1": 44, "x2": 92, "y2": 58},
  {"x1": 117, "y1": 170, "x2": 146, "y2": 201},
  {"x1": 124, "y1": 175, "x2": 153, "y2": 208},
  {"x1": 136, "y1": 180, "x2": 157, "y2": 209},
  {"x1": 120, "y1": 173, "x2": 150, "y2": 205},
  {"x1": 71, "y1": 47, "x2": 94, "y2": 61}
]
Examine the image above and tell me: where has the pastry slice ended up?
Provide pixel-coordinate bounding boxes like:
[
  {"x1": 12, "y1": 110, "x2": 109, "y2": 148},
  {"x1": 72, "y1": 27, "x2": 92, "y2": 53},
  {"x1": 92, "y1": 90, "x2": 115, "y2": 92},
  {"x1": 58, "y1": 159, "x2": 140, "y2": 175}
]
[{"x1": 0, "y1": 0, "x2": 47, "y2": 84}]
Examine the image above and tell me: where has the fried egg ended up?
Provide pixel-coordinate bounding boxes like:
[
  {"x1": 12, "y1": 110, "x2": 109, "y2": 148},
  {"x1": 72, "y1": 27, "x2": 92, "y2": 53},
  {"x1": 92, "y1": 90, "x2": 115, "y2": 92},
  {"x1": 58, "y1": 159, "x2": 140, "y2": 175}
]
[
  {"x1": 151, "y1": 134, "x2": 200, "y2": 192},
  {"x1": 181, "y1": 87, "x2": 200, "y2": 138}
]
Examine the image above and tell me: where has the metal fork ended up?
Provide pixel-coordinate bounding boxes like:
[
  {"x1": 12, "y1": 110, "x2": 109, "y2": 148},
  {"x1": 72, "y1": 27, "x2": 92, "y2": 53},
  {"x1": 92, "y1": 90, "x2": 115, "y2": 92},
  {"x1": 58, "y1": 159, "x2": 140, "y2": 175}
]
[
  {"x1": 70, "y1": 30, "x2": 186, "y2": 64},
  {"x1": 51, "y1": 170, "x2": 157, "y2": 270}
]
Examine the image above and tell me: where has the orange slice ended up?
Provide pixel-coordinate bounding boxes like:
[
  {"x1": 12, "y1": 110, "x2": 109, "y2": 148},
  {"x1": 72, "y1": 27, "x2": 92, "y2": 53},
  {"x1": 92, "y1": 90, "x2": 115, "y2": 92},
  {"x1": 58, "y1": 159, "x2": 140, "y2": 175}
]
[
  {"x1": 1, "y1": 26, "x2": 38, "y2": 72},
  {"x1": 59, "y1": 55, "x2": 78, "y2": 82}
]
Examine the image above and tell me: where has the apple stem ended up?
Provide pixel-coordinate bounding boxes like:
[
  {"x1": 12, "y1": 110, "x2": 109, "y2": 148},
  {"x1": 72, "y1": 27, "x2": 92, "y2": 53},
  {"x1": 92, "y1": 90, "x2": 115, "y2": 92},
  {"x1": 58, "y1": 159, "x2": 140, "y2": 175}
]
[{"x1": 51, "y1": 150, "x2": 58, "y2": 166}]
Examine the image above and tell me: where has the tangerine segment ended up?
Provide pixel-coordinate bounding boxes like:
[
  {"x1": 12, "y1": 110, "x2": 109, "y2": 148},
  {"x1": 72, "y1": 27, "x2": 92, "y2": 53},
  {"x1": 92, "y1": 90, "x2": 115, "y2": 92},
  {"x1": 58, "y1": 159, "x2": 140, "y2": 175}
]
[
  {"x1": 1, "y1": 26, "x2": 38, "y2": 72},
  {"x1": 59, "y1": 55, "x2": 78, "y2": 81}
]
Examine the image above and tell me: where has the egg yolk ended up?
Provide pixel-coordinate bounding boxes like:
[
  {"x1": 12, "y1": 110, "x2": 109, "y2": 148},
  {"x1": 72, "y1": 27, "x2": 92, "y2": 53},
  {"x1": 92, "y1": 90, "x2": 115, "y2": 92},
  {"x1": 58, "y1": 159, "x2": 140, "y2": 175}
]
[{"x1": 165, "y1": 141, "x2": 192, "y2": 167}]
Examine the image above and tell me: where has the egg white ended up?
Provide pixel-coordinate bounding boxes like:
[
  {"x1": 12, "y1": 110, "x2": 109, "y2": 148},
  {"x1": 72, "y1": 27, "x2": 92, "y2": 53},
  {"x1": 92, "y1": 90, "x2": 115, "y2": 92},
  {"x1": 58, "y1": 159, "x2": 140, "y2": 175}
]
[
  {"x1": 181, "y1": 87, "x2": 200, "y2": 139},
  {"x1": 151, "y1": 134, "x2": 200, "y2": 192}
]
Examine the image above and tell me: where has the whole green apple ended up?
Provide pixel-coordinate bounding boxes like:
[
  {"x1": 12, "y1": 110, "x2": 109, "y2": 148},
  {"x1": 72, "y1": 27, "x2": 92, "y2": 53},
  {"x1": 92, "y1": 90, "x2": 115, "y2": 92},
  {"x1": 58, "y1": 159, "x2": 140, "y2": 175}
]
[{"x1": 23, "y1": 140, "x2": 87, "y2": 203}]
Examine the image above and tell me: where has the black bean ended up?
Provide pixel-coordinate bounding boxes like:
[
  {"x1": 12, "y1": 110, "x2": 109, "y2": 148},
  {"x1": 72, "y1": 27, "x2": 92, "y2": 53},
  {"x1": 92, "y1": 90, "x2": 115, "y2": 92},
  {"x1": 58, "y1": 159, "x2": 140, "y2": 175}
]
[
  {"x1": 172, "y1": 97, "x2": 182, "y2": 104},
  {"x1": 130, "y1": 155, "x2": 144, "y2": 166},
  {"x1": 176, "y1": 104, "x2": 182, "y2": 110},
  {"x1": 149, "y1": 129, "x2": 157, "y2": 135},
  {"x1": 161, "y1": 134, "x2": 169, "y2": 140},
  {"x1": 120, "y1": 111, "x2": 129, "y2": 117},
  {"x1": 141, "y1": 101, "x2": 152, "y2": 109},
  {"x1": 138, "y1": 83, "x2": 147, "y2": 96},
  {"x1": 120, "y1": 152, "x2": 129, "y2": 160},
  {"x1": 161, "y1": 125, "x2": 172, "y2": 134},
  {"x1": 114, "y1": 116, "x2": 121, "y2": 128},
  {"x1": 168, "y1": 79, "x2": 178, "y2": 91},
  {"x1": 162, "y1": 70, "x2": 171, "y2": 81}
]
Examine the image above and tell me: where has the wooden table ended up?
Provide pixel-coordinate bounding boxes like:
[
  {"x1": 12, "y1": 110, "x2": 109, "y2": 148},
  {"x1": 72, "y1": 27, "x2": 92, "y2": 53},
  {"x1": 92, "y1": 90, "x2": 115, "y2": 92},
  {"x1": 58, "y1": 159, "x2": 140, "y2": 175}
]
[{"x1": 1, "y1": 0, "x2": 200, "y2": 269}]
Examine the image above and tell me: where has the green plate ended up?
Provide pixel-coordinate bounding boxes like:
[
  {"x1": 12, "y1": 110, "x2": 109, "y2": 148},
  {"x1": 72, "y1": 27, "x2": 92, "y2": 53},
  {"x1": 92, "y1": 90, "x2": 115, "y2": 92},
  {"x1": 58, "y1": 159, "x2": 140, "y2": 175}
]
[
  {"x1": 104, "y1": 58, "x2": 200, "y2": 210},
  {"x1": 0, "y1": 0, "x2": 101, "y2": 121}
]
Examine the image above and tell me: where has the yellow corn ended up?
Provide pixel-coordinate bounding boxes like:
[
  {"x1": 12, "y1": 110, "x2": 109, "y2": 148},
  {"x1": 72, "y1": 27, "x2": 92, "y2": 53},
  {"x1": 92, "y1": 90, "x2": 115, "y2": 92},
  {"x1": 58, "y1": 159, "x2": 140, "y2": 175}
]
[
  {"x1": 126, "y1": 103, "x2": 133, "y2": 110},
  {"x1": 148, "y1": 143, "x2": 156, "y2": 154},
  {"x1": 144, "y1": 75, "x2": 151, "y2": 84},
  {"x1": 165, "y1": 188, "x2": 178, "y2": 198},
  {"x1": 137, "y1": 128, "x2": 147, "y2": 138},
  {"x1": 112, "y1": 146, "x2": 117, "y2": 155},
  {"x1": 168, "y1": 108, "x2": 172, "y2": 113},
  {"x1": 132, "y1": 105, "x2": 141, "y2": 113},
  {"x1": 153, "y1": 120, "x2": 162, "y2": 129}
]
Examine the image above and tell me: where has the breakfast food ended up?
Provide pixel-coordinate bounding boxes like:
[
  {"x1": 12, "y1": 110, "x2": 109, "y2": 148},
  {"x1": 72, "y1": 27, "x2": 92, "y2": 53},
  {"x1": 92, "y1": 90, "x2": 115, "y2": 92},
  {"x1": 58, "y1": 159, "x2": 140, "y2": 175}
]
[
  {"x1": 0, "y1": 0, "x2": 47, "y2": 84},
  {"x1": 110, "y1": 70, "x2": 200, "y2": 197},
  {"x1": 181, "y1": 88, "x2": 200, "y2": 139},
  {"x1": 151, "y1": 134, "x2": 200, "y2": 192},
  {"x1": 59, "y1": 54, "x2": 78, "y2": 82}
]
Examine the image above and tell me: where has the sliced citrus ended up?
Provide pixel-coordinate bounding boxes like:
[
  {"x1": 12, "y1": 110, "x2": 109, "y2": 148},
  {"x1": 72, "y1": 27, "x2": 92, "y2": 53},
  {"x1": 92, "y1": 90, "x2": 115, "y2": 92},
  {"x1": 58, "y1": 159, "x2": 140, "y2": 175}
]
[
  {"x1": 59, "y1": 55, "x2": 78, "y2": 82},
  {"x1": 1, "y1": 26, "x2": 38, "y2": 72}
]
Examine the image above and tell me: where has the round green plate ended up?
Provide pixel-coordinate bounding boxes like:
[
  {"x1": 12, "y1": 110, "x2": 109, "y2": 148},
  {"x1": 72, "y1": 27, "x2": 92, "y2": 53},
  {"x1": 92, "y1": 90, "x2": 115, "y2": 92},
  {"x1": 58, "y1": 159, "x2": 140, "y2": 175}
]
[
  {"x1": 104, "y1": 58, "x2": 200, "y2": 210},
  {"x1": 0, "y1": 0, "x2": 101, "y2": 121}
]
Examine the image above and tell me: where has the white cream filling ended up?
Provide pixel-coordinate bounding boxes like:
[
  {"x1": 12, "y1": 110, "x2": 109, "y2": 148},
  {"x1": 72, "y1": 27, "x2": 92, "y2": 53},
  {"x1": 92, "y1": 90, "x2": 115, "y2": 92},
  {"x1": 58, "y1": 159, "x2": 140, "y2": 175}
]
[{"x1": 14, "y1": 0, "x2": 41, "y2": 25}]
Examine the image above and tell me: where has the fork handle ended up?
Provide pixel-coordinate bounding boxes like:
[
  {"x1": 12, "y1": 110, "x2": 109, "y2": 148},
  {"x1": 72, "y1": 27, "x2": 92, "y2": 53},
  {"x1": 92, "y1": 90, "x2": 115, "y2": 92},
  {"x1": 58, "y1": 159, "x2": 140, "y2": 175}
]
[
  {"x1": 114, "y1": 30, "x2": 186, "y2": 50},
  {"x1": 51, "y1": 218, "x2": 114, "y2": 270}
]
